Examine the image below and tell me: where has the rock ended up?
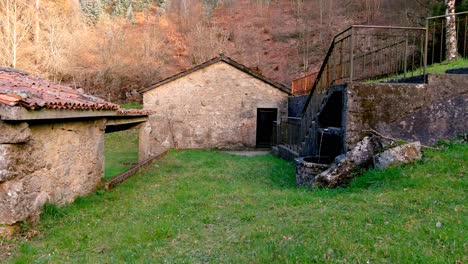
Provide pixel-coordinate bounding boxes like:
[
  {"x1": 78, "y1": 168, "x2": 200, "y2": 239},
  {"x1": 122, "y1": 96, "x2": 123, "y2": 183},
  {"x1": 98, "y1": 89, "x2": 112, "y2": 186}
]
[
  {"x1": 314, "y1": 138, "x2": 423, "y2": 188},
  {"x1": 0, "y1": 121, "x2": 31, "y2": 144},
  {"x1": 373, "y1": 142, "x2": 422, "y2": 169},
  {"x1": 334, "y1": 154, "x2": 346, "y2": 164},
  {"x1": 347, "y1": 136, "x2": 379, "y2": 165},
  {"x1": 315, "y1": 160, "x2": 356, "y2": 188},
  {"x1": 0, "y1": 143, "x2": 42, "y2": 183},
  {"x1": 315, "y1": 136, "x2": 381, "y2": 188}
]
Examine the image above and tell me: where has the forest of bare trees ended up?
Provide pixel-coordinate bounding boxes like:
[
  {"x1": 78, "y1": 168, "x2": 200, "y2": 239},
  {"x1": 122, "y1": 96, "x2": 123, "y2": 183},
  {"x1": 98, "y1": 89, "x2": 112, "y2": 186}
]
[{"x1": 0, "y1": 0, "x2": 465, "y2": 101}]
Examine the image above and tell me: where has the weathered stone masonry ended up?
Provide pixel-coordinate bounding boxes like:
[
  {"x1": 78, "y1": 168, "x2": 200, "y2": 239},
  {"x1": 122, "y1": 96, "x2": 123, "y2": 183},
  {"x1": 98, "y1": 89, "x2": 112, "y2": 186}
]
[
  {"x1": 346, "y1": 74, "x2": 468, "y2": 148},
  {"x1": 0, "y1": 68, "x2": 148, "y2": 227},
  {"x1": 140, "y1": 58, "x2": 289, "y2": 160},
  {"x1": 0, "y1": 120, "x2": 105, "y2": 225}
]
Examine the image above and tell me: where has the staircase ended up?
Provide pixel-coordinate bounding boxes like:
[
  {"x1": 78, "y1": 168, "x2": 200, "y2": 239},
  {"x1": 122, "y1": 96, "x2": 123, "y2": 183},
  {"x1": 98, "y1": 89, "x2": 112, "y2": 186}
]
[{"x1": 276, "y1": 25, "x2": 428, "y2": 161}]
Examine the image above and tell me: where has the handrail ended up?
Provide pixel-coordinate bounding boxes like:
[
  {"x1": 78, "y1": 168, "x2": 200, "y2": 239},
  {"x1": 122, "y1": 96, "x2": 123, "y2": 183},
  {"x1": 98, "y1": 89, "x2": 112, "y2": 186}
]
[
  {"x1": 351, "y1": 25, "x2": 426, "y2": 30},
  {"x1": 427, "y1": 11, "x2": 468, "y2": 20},
  {"x1": 334, "y1": 26, "x2": 353, "y2": 39},
  {"x1": 353, "y1": 40, "x2": 406, "y2": 60},
  {"x1": 300, "y1": 38, "x2": 338, "y2": 116},
  {"x1": 300, "y1": 25, "x2": 427, "y2": 117},
  {"x1": 282, "y1": 24, "x2": 428, "y2": 156},
  {"x1": 425, "y1": 11, "x2": 467, "y2": 67}
]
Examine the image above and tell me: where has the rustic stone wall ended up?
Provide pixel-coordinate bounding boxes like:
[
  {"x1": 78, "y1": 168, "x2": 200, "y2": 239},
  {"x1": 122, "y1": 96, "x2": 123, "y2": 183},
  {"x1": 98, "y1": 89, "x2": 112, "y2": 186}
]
[
  {"x1": 346, "y1": 74, "x2": 468, "y2": 148},
  {"x1": 140, "y1": 61, "x2": 288, "y2": 160},
  {"x1": 0, "y1": 119, "x2": 105, "y2": 225}
]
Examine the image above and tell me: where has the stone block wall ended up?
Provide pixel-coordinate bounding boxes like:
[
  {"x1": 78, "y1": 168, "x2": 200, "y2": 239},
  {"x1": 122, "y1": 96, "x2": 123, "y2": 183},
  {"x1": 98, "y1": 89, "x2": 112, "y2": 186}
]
[
  {"x1": 0, "y1": 119, "x2": 106, "y2": 225},
  {"x1": 346, "y1": 74, "x2": 468, "y2": 148},
  {"x1": 140, "y1": 61, "x2": 288, "y2": 160}
]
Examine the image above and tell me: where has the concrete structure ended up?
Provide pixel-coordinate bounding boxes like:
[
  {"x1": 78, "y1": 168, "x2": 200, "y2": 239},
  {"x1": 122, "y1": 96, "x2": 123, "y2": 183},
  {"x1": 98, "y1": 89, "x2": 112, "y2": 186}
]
[
  {"x1": 139, "y1": 55, "x2": 290, "y2": 160},
  {"x1": 346, "y1": 74, "x2": 468, "y2": 148},
  {"x1": 0, "y1": 68, "x2": 147, "y2": 226},
  {"x1": 276, "y1": 73, "x2": 468, "y2": 161}
]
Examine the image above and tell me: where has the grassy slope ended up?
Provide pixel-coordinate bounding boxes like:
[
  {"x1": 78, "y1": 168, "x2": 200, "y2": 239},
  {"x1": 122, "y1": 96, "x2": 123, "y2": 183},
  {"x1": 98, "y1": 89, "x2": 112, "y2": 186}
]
[
  {"x1": 425, "y1": 57, "x2": 468, "y2": 74},
  {"x1": 4, "y1": 143, "x2": 467, "y2": 263},
  {"x1": 372, "y1": 57, "x2": 468, "y2": 82}
]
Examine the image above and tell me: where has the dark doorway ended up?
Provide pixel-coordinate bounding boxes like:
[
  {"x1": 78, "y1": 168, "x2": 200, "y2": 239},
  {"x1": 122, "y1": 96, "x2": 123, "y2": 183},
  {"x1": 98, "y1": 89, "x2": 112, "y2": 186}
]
[{"x1": 256, "y1": 108, "x2": 278, "y2": 147}]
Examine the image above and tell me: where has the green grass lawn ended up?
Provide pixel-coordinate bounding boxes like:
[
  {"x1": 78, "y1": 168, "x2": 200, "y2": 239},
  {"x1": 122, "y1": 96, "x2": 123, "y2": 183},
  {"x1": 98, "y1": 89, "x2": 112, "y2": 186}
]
[
  {"x1": 372, "y1": 57, "x2": 468, "y2": 82},
  {"x1": 424, "y1": 57, "x2": 468, "y2": 74},
  {"x1": 104, "y1": 129, "x2": 139, "y2": 179},
  {"x1": 3, "y1": 142, "x2": 467, "y2": 263}
]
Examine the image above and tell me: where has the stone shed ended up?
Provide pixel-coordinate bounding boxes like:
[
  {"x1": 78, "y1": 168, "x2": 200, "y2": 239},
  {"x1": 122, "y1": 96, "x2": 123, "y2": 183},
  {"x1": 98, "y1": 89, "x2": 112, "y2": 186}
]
[
  {"x1": 0, "y1": 68, "x2": 147, "y2": 226},
  {"x1": 139, "y1": 55, "x2": 290, "y2": 160}
]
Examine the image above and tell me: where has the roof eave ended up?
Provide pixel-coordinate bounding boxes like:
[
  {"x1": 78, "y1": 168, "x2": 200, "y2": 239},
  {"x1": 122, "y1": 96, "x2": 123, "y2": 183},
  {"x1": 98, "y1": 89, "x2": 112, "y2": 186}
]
[{"x1": 0, "y1": 105, "x2": 120, "y2": 121}]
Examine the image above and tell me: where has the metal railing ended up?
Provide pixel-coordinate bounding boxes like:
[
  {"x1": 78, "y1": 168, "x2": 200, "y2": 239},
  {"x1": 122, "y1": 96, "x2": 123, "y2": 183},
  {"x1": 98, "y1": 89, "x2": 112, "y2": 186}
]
[
  {"x1": 278, "y1": 14, "x2": 468, "y2": 156},
  {"x1": 277, "y1": 117, "x2": 302, "y2": 153},
  {"x1": 426, "y1": 11, "x2": 468, "y2": 64},
  {"x1": 279, "y1": 25, "x2": 427, "y2": 155}
]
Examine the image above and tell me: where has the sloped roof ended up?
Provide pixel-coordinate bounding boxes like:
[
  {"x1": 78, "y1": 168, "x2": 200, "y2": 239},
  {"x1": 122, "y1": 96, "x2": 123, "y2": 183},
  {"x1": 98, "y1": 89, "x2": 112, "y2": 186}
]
[
  {"x1": 140, "y1": 54, "x2": 291, "y2": 94},
  {"x1": 0, "y1": 68, "x2": 120, "y2": 111}
]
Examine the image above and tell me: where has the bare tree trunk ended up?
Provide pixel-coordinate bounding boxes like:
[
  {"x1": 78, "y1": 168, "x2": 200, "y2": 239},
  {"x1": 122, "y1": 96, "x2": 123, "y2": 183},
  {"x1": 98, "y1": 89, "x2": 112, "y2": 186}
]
[
  {"x1": 445, "y1": 0, "x2": 457, "y2": 61},
  {"x1": 0, "y1": 0, "x2": 32, "y2": 68}
]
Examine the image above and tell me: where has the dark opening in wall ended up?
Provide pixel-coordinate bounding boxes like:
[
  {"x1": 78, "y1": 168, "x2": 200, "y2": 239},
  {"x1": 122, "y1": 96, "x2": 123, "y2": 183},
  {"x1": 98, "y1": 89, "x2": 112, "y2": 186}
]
[
  {"x1": 315, "y1": 129, "x2": 343, "y2": 159},
  {"x1": 318, "y1": 90, "x2": 343, "y2": 128}
]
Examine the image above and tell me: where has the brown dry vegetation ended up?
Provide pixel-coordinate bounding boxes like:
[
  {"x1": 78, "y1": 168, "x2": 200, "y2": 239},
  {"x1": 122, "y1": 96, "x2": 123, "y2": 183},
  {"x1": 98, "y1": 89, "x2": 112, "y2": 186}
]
[{"x1": 0, "y1": 0, "x2": 433, "y2": 102}]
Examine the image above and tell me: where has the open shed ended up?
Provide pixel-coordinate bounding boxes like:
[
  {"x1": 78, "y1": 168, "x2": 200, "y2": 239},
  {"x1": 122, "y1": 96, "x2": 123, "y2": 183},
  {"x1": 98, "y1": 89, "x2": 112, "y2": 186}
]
[
  {"x1": 0, "y1": 68, "x2": 147, "y2": 226},
  {"x1": 139, "y1": 55, "x2": 290, "y2": 160}
]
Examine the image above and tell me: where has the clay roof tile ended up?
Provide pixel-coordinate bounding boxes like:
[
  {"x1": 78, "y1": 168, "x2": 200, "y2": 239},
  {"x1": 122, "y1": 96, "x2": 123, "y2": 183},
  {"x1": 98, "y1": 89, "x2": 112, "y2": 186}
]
[{"x1": 0, "y1": 68, "x2": 119, "y2": 111}]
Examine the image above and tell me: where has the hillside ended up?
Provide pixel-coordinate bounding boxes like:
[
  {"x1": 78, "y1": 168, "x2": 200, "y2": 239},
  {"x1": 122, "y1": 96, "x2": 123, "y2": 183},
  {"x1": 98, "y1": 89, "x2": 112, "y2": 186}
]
[{"x1": 0, "y1": 0, "x2": 444, "y2": 101}]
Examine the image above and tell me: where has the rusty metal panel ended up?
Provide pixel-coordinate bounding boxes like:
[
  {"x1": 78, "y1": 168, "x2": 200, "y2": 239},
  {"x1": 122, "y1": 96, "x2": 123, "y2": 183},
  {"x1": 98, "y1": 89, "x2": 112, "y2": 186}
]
[{"x1": 291, "y1": 72, "x2": 318, "y2": 96}]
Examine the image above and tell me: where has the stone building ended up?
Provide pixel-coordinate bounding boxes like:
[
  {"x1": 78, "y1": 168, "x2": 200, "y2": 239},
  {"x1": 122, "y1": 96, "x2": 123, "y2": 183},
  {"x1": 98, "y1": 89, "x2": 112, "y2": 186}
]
[
  {"x1": 0, "y1": 68, "x2": 147, "y2": 227},
  {"x1": 139, "y1": 55, "x2": 290, "y2": 160}
]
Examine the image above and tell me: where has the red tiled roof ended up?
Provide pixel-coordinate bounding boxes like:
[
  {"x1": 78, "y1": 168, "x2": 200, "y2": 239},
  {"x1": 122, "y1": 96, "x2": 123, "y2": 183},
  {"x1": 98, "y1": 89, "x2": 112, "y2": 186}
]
[{"x1": 0, "y1": 68, "x2": 119, "y2": 111}]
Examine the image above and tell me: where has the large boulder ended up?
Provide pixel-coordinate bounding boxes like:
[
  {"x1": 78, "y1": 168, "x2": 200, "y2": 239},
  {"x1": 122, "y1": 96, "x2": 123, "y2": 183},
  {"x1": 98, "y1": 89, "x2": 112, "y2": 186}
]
[
  {"x1": 346, "y1": 136, "x2": 379, "y2": 165},
  {"x1": 374, "y1": 142, "x2": 422, "y2": 169},
  {"x1": 314, "y1": 160, "x2": 356, "y2": 188},
  {"x1": 315, "y1": 137, "x2": 423, "y2": 188},
  {"x1": 315, "y1": 136, "x2": 380, "y2": 188}
]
